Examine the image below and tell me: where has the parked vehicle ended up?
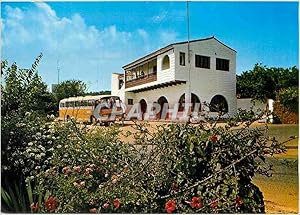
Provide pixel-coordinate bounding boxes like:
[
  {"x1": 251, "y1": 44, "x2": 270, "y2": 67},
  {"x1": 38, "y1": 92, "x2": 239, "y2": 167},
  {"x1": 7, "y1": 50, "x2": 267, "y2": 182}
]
[{"x1": 59, "y1": 95, "x2": 125, "y2": 125}]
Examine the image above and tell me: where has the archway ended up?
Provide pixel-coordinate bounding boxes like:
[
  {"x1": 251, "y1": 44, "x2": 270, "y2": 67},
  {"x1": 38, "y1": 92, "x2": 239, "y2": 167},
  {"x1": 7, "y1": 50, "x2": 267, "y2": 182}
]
[
  {"x1": 178, "y1": 93, "x2": 201, "y2": 112},
  {"x1": 162, "y1": 55, "x2": 170, "y2": 70},
  {"x1": 157, "y1": 96, "x2": 169, "y2": 119},
  {"x1": 209, "y1": 95, "x2": 228, "y2": 113},
  {"x1": 139, "y1": 99, "x2": 147, "y2": 120}
]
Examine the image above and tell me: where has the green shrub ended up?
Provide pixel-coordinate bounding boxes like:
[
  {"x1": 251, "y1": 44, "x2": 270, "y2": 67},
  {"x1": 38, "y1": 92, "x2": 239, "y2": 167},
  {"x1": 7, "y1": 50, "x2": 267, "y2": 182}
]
[
  {"x1": 278, "y1": 87, "x2": 298, "y2": 113},
  {"x1": 35, "y1": 115, "x2": 285, "y2": 213}
]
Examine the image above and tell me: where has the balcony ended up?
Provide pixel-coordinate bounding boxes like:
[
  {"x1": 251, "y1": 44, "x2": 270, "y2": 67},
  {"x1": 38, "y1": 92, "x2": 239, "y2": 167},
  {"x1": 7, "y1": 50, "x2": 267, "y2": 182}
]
[{"x1": 125, "y1": 72, "x2": 157, "y2": 88}]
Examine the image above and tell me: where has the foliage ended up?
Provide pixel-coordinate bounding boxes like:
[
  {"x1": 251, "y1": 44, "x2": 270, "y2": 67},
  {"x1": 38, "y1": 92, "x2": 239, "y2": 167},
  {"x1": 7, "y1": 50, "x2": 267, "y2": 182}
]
[
  {"x1": 1, "y1": 178, "x2": 50, "y2": 213},
  {"x1": 237, "y1": 64, "x2": 298, "y2": 101},
  {"x1": 52, "y1": 80, "x2": 87, "y2": 102},
  {"x1": 1, "y1": 112, "x2": 60, "y2": 181},
  {"x1": 85, "y1": 90, "x2": 111, "y2": 96},
  {"x1": 35, "y1": 112, "x2": 285, "y2": 213},
  {"x1": 1, "y1": 61, "x2": 57, "y2": 116},
  {"x1": 277, "y1": 87, "x2": 298, "y2": 113}
]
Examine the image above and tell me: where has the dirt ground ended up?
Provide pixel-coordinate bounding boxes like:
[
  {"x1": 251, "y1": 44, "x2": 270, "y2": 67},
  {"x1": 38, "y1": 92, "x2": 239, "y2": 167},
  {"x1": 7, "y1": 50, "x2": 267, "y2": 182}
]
[{"x1": 96, "y1": 121, "x2": 299, "y2": 213}]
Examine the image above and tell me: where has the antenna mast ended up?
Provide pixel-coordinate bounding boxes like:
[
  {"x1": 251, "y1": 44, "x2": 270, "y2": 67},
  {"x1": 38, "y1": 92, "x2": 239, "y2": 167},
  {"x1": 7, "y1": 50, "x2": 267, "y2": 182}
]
[
  {"x1": 186, "y1": 1, "x2": 192, "y2": 116},
  {"x1": 57, "y1": 60, "x2": 60, "y2": 84}
]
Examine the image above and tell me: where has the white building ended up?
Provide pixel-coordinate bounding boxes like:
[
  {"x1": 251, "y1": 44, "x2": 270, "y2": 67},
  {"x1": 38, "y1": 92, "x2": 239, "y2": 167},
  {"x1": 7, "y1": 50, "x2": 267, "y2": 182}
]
[{"x1": 111, "y1": 36, "x2": 237, "y2": 120}]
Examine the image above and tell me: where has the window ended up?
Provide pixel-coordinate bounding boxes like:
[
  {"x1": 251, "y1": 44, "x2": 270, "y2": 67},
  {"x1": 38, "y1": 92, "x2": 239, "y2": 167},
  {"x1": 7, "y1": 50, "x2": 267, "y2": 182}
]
[
  {"x1": 195, "y1": 55, "x2": 210, "y2": 69},
  {"x1": 119, "y1": 79, "x2": 124, "y2": 89},
  {"x1": 216, "y1": 58, "x2": 230, "y2": 71},
  {"x1": 179, "y1": 52, "x2": 185, "y2": 66},
  {"x1": 162, "y1": 55, "x2": 170, "y2": 70},
  {"x1": 128, "y1": 99, "x2": 133, "y2": 105},
  {"x1": 153, "y1": 65, "x2": 157, "y2": 73}
]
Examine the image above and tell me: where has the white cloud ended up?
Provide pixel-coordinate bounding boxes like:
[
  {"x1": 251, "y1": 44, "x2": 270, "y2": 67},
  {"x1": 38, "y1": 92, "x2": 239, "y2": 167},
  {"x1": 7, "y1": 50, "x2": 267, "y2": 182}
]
[
  {"x1": 1, "y1": 3, "x2": 179, "y2": 91},
  {"x1": 151, "y1": 12, "x2": 167, "y2": 23},
  {"x1": 137, "y1": 29, "x2": 148, "y2": 41}
]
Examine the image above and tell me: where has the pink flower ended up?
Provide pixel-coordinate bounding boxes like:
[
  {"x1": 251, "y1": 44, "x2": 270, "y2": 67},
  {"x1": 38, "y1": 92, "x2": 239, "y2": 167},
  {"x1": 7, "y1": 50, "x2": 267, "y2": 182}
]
[
  {"x1": 210, "y1": 199, "x2": 218, "y2": 209},
  {"x1": 89, "y1": 208, "x2": 97, "y2": 213},
  {"x1": 73, "y1": 166, "x2": 81, "y2": 173},
  {"x1": 103, "y1": 202, "x2": 110, "y2": 209},
  {"x1": 85, "y1": 167, "x2": 93, "y2": 174},
  {"x1": 30, "y1": 202, "x2": 39, "y2": 212},
  {"x1": 62, "y1": 166, "x2": 72, "y2": 175},
  {"x1": 89, "y1": 164, "x2": 96, "y2": 168}
]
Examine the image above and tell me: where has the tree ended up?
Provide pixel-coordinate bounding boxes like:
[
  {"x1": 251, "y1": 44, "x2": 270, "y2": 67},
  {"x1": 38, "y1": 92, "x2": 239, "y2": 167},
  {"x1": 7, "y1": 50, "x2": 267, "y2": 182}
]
[
  {"x1": 237, "y1": 64, "x2": 298, "y2": 101},
  {"x1": 52, "y1": 80, "x2": 87, "y2": 102},
  {"x1": 1, "y1": 61, "x2": 57, "y2": 116},
  {"x1": 85, "y1": 90, "x2": 111, "y2": 96}
]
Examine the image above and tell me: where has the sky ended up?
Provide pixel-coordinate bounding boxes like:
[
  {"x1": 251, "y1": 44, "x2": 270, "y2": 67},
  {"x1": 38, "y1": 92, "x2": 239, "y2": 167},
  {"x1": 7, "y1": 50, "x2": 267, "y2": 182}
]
[{"x1": 1, "y1": 1, "x2": 298, "y2": 91}]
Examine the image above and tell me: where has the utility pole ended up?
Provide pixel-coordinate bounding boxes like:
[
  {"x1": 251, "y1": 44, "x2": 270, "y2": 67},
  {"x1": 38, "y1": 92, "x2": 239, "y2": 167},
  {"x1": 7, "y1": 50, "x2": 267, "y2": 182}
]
[
  {"x1": 186, "y1": 0, "x2": 192, "y2": 120},
  {"x1": 57, "y1": 59, "x2": 60, "y2": 84}
]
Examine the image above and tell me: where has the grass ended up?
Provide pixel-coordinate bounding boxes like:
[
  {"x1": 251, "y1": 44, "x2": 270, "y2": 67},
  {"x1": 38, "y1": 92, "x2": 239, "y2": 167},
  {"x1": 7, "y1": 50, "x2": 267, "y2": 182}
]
[{"x1": 253, "y1": 123, "x2": 298, "y2": 213}]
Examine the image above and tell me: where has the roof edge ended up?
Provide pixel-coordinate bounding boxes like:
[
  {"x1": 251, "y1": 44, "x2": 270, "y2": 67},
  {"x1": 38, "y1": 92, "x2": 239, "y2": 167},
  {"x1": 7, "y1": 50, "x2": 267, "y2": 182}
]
[{"x1": 122, "y1": 36, "x2": 236, "y2": 69}]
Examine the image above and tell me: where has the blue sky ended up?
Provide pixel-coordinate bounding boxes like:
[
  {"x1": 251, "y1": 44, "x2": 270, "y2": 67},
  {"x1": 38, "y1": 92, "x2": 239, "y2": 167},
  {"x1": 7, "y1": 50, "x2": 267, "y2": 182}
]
[{"x1": 1, "y1": 1, "x2": 298, "y2": 91}]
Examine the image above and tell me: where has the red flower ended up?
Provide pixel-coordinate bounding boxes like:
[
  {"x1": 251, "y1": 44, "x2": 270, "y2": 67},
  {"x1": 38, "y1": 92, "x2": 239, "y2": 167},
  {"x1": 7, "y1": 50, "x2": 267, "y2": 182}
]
[
  {"x1": 210, "y1": 199, "x2": 218, "y2": 209},
  {"x1": 45, "y1": 196, "x2": 58, "y2": 212},
  {"x1": 165, "y1": 199, "x2": 176, "y2": 213},
  {"x1": 210, "y1": 135, "x2": 218, "y2": 143},
  {"x1": 236, "y1": 196, "x2": 243, "y2": 207},
  {"x1": 113, "y1": 198, "x2": 120, "y2": 209},
  {"x1": 89, "y1": 208, "x2": 97, "y2": 213},
  {"x1": 30, "y1": 202, "x2": 39, "y2": 212},
  {"x1": 190, "y1": 197, "x2": 203, "y2": 209}
]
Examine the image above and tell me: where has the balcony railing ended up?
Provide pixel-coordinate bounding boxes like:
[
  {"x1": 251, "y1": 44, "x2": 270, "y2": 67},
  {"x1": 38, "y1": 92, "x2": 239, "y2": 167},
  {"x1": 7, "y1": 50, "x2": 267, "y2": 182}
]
[{"x1": 125, "y1": 72, "x2": 157, "y2": 88}]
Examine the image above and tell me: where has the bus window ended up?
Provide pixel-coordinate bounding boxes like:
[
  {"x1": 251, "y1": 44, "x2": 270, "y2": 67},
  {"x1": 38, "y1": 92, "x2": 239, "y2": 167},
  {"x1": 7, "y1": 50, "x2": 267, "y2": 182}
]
[
  {"x1": 75, "y1": 101, "x2": 81, "y2": 107},
  {"x1": 80, "y1": 101, "x2": 86, "y2": 106},
  {"x1": 67, "y1": 102, "x2": 74, "y2": 107},
  {"x1": 88, "y1": 100, "x2": 94, "y2": 106}
]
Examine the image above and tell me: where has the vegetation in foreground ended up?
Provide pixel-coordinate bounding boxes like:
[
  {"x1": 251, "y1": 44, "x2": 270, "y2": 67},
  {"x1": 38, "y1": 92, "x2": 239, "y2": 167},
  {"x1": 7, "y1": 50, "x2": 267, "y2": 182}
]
[{"x1": 1, "y1": 60, "x2": 296, "y2": 213}]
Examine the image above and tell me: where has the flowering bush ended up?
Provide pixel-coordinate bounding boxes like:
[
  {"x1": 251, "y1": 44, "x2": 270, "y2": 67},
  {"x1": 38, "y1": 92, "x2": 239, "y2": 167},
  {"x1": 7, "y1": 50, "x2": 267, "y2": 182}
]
[
  {"x1": 34, "y1": 113, "x2": 285, "y2": 213},
  {"x1": 1, "y1": 112, "x2": 59, "y2": 182}
]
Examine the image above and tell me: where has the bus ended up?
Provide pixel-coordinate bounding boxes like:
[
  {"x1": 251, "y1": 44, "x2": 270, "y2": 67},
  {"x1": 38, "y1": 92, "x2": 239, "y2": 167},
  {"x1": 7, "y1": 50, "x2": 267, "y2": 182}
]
[{"x1": 59, "y1": 95, "x2": 125, "y2": 124}]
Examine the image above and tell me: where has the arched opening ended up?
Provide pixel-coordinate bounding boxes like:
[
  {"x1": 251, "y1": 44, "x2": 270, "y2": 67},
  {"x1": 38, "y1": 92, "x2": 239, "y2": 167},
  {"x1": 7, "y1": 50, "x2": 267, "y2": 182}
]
[
  {"x1": 209, "y1": 95, "x2": 228, "y2": 113},
  {"x1": 162, "y1": 55, "x2": 170, "y2": 70},
  {"x1": 157, "y1": 96, "x2": 169, "y2": 119},
  {"x1": 178, "y1": 93, "x2": 201, "y2": 112},
  {"x1": 139, "y1": 99, "x2": 147, "y2": 120}
]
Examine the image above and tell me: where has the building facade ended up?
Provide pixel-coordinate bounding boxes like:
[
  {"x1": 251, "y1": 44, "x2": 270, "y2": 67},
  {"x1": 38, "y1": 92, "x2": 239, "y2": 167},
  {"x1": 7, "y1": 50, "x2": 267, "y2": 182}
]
[{"x1": 111, "y1": 36, "x2": 237, "y2": 120}]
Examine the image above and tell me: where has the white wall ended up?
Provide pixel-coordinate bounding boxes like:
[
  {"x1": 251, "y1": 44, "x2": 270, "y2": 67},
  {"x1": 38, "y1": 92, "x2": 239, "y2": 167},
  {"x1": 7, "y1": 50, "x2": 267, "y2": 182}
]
[
  {"x1": 237, "y1": 98, "x2": 268, "y2": 113},
  {"x1": 111, "y1": 73, "x2": 125, "y2": 102},
  {"x1": 156, "y1": 49, "x2": 176, "y2": 83},
  {"x1": 174, "y1": 38, "x2": 237, "y2": 116},
  {"x1": 116, "y1": 38, "x2": 237, "y2": 118}
]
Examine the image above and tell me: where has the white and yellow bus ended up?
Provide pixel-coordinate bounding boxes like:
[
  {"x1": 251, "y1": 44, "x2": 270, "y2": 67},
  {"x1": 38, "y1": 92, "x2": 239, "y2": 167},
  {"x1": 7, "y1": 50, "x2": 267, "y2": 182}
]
[{"x1": 59, "y1": 95, "x2": 125, "y2": 124}]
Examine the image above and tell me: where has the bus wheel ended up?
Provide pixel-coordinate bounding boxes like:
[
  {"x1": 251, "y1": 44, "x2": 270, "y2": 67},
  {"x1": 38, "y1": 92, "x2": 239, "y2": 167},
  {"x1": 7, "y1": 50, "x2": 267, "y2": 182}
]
[{"x1": 90, "y1": 116, "x2": 94, "y2": 124}]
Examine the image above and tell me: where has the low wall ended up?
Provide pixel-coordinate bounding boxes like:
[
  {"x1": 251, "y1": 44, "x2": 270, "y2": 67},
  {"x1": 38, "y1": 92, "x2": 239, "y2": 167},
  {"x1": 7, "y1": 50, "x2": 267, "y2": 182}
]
[{"x1": 237, "y1": 98, "x2": 267, "y2": 113}]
